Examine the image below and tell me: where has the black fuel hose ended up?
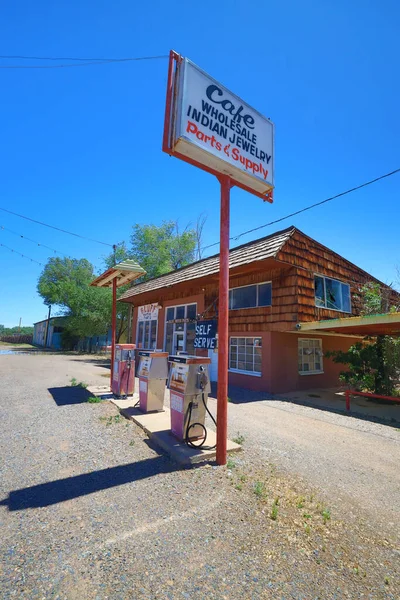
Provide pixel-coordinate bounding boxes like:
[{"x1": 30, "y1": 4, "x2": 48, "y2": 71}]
[{"x1": 185, "y1": 392, "x2": 217, "y2": 450}]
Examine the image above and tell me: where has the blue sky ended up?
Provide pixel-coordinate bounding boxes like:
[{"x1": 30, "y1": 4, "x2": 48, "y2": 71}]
[{"x1": 0, "y1": 0, "x2": 399, "y2": 327}]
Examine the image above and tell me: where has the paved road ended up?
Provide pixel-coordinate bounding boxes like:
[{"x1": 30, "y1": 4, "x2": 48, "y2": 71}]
[{"x1": 1, "y1": 351, "x2": 399, "y2": 599}]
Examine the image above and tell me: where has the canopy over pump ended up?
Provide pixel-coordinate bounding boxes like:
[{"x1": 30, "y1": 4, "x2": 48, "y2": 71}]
[{"x1": 90, "y1": 260, "x2": 146, "y2": 390}]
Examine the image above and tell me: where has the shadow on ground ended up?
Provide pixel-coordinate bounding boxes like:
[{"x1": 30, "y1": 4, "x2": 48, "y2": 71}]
[
  {"x1": 48, "y1": 386, "x2": 93, "y2": 406},
  {"x1": 0, "y1": 455, "x2": 182, "y2": 511}
]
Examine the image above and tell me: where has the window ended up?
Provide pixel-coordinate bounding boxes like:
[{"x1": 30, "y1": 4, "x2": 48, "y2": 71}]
[
  {"x1": 314, "y1": 275, "x2": 351, "y2": 312},
  {"x1": 137, "y1": 319, "x2": 157, "y2": 349},
  {"x1": 229, "y1": 282, "x2": 272, "y2": 310},
  {"x1": 298, "y1": 339, "x2": 323, "y2": 374},
  {"x1": 164, "y1": 303, "x2": 197, "y2": 355},
  {"x1": 229, "y1": 337, "x2": 262, "y2": 376}
]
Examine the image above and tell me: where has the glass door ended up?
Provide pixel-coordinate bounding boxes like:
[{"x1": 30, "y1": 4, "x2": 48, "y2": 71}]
[{"x1": 174, "y1": 332, "x2": 185, "y2": 355}]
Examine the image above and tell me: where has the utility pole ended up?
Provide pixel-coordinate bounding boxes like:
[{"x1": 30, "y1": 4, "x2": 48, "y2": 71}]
[
  {"x1": 18, "y1": 317, "x2": 21, "y2": 333},
  {"x1": 44, "y1": 305, "x2": 51, "y2": 348}
]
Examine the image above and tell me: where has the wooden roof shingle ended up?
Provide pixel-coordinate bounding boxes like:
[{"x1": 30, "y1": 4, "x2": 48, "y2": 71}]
[{"x1": 119, "y1": 226, "x2": 295, "y2": 301}]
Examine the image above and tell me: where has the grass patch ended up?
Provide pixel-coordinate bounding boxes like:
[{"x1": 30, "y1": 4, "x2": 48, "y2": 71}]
[
  {"x1": 235, "y1": 483, "x2": 243, "y2": 491},
  {"x1": 87, "y1": 396, "x2": 101, "y2": 403},
  {"x1": 297, "y1": 496, "x2": 305, "y2": 509},
  {"x1": 321, "y1": 509, "x2": 331, "y2": 524},
  {"x1": 232, "y1": 432, "x2": 245, "y2": 445},
  {"x1": 254, "y1": 481, "x2": 265, "y2": 498},
  {"x1": 227, "y1": 458, "x2": 236, "y2": 470},
  {"x1": 70, "y1": 377, "x2": 88, "y2": 389},
  {"x1": 99, "y1": 414, "x2": 123, "y2": 426},
  {"x1": 270, "y1": 497, "x2": 279, "y2": 520}
]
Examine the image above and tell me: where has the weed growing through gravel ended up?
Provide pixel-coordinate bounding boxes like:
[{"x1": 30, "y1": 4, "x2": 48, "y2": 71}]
[
  {"x1": 270, "y1": 497, "x2": 279, "y2": 520},
  {"x1": 321, "y1": 509, "x2": 331, "y2": 524},
  {"x1": 129, "y1": 440, "x2": 135, "y2": 446},
  {"x1": 384, "y1": 576, "x2": 390, "y2": 585},
  {"x1": 87, "y1": 396, "x2": 101, "y2": 403},
  {"x1": 235, "y1": 483, "x2": 243, "y2": 491},
  {"x1": 70, "y1": 378, "x2": 88, "y2": 389},
  {"x1": 297, "y1": 496, "x2": 305, "y2": 508},
  {"x1": 227, "y1": 458, "x2": 236, "y2": 470},
  {"x1": 254, "y1": 481, "x2": 265, "y2": 498},
  {"x1": 99, "y1": 414, "x2": 123, "y2": 426},
  {"x1": 232, "y1": 432, "x2": 245, "y2": 445}
]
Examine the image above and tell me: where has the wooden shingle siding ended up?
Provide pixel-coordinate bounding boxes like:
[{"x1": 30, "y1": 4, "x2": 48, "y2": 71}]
[
  {"x1": 123, "y1": 227, "x2": 399, "y2": 338},
  {"x1": 276, "y1": 230, "x2": 389, "y2": 322}
]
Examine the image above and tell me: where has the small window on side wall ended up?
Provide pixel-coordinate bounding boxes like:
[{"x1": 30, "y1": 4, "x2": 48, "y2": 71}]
[{"x1": 298, "y1": 338, "x2": 323, "y2": 374}]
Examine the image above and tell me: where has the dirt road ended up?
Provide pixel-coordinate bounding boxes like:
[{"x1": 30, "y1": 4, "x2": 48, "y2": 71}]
[{"x1": 0, "y1": 351, "x2": 398, "y2": 599}]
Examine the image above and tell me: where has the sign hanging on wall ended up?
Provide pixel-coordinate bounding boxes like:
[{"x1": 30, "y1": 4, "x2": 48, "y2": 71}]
[
  {"x1": 164, "y1": 53, "x2": 274, "y2": 200},
  {"x1": 138, "y1": 304, "x2": 159, "y2": 322},
  {"x1": 194, "y1": 319, "x2": 217, "y2": 350}
]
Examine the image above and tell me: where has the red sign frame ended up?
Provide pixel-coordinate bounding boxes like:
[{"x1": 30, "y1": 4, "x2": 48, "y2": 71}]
[{"x1": 162, "y1": 50, "x2": 273, "y2": 204}]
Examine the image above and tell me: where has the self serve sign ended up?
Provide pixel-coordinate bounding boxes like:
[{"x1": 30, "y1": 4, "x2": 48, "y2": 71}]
[{"x1": 193, "y1": 320, "x2": 217, "y2": 349}]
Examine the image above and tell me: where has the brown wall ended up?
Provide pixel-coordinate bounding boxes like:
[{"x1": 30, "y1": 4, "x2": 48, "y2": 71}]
[
  {"x1": 276, "y1": 230, "x2": 388, "y2": 323},
  {"x1": 269, "y1": 332, "x2": 354, "y2": 393},
  {"x1": 225, "y1": 332, "x2": 355, "y2": 394},
  {"x1": 127, "y1": 260, "x2": 300, "y2": 337},
  {"x1": 228, "y1": 331, "x2": 272, "y2": 392}
]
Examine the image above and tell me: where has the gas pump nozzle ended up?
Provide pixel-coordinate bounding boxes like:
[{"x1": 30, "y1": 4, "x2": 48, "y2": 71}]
[{"x1": 196, "y1": 365, "x2": 208, "y2": 391}]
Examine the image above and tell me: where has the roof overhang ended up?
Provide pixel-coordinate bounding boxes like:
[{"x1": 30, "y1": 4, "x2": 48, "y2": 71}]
[
  {"x1": 297, "y1": 312, "x2": 400, "y2": 337},
  {"x1": 119, "y1": 256, "x2": 289, "y2": 303},
  {"x1": 90, "y1": 260, "x2": 146, "y2": 288}
]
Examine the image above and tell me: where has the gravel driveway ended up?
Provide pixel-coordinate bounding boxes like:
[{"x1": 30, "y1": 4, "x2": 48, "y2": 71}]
[{"x1": 0, "y1": 351, "x2": 399, "y2": 599}]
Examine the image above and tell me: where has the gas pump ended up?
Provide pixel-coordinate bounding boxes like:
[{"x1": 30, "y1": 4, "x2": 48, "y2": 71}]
[
  {"x1": 167, "y1": 355, "x2": 216, "y2": 447},
  {"x1": 137, "y1": 351, "x2": 168, "y2": 412},
  {"x1": 112, "y1": 344, "x2": 136, "y2": 397}
]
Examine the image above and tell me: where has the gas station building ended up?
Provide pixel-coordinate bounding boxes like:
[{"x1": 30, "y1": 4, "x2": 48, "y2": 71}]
[{"x1": 119, "y1": 226, "x2": 399, "y2": 394}]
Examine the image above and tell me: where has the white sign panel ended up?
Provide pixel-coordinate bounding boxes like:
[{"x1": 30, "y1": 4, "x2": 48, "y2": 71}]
[
  {"x1": 138, "y1": 304, "x2": 159, "y2": 322},
  {"x1": 173, "y1": 59, "x2": 274, "y2": 195}
]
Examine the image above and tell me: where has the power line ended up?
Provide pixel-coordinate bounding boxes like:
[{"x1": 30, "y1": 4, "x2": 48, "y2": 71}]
[
  {"x1": 200, "y1": 168, "x2": 400, "y2": 254},
  {"x1": 0, "y1": 54, "x2": 168, "y2": 69},
  {"x1": 0, "y1": 224, "x2": 60, "y2": 254},
  {"x1": 0, "y1": 242, "x2": 42, "y2": 265},
  {"x1": 0, "y1": 54, "x2": 168, "y2": 61},
  {"x1": 0, "y1": 206, "x2": 113, "y2": 247}
]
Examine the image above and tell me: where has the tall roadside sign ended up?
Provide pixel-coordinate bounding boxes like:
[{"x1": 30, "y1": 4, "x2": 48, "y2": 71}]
[{"x1": 163, "y1": 51, "x2": 275, "y2": 465}]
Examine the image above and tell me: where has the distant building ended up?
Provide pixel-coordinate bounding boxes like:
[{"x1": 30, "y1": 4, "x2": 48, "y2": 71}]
[{"x1": 33, "y1": 317, "x2": 66, "y2": 349}]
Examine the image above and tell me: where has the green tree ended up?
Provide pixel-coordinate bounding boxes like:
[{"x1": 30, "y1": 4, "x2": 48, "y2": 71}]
[
  {"x1": 37, "y1": 257, "x2": 116, "y2": 344},
  {"x1": 327, "y1": 281, "x2": 400, "y2": 395},
  {"x1": 37, "y1": 257, "x2": 95, "y2": 307},
  {"x1": 106, "y1": 220, "x2": 197, "y2": 281}
]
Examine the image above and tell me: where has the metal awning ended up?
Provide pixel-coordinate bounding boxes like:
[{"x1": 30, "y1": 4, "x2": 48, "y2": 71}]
[
  {"x1": 297, "y1": 312, "x2": 400, "y2": 337},
  {"x1": 90, "y1": 260, "x2": 146, "y2": 288}
]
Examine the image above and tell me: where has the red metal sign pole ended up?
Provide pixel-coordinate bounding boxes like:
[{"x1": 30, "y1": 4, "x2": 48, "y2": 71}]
[
  {"x1": 110, "y1": 277, "x2": 117, "y2": 390},
  {"x1": 216, "y1": 174, "x2": 232, "y2": 466}
]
